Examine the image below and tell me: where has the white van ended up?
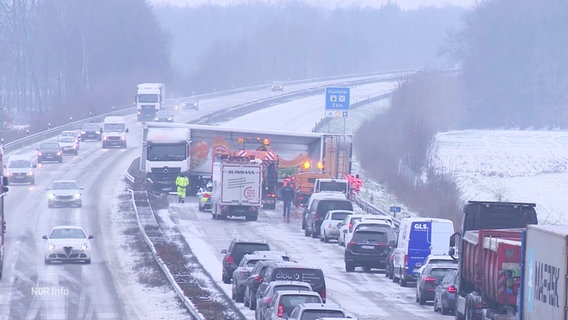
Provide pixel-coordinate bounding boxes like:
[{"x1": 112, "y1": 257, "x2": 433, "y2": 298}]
[
  {"x1": 101, "y1": 116, "x2": 128, "y2": 148},
  {"x1": 391, "y1": 217, "x2": 454, "y2": 287},
  {"x1": 5, "y1": 155, "x2": 36, "y2": 185}
]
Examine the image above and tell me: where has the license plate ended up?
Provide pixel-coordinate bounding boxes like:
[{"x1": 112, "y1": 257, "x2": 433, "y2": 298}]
[{"x1": 361, "y1": 245, "x2": 375, "y2": 249}]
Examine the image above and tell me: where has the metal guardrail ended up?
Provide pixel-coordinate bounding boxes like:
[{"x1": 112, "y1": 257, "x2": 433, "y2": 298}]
[
  {"x1": 352, "y1": 194, "x2": 401, "y2": 227},
  {"x1": 129, "y1": 189, "x2": 206, "y2": 320}
]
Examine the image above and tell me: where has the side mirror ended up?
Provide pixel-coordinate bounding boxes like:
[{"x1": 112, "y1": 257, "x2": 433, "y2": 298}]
[
  {"x1": 42, "y1": 235, "x2": 48, "y2": 240},
  {"x1": 125, "y1": 128, "x2": 129, "y2": 133},
  {"x1": 99, "y1": 129, "x2": 103, "y2": 134},
  {"x1": 88, "y1": 235, "x2": 94, "y2": 239},
  {"x1": 32, "y1": 164, "x2": 37, "y2": 168},
  {"x1": 449, "y1": 232, "x2": 459, "y2": 247},
  {"x1": 80, "y1": 187, "x2": 84, "y2": 190},
  {"x1": 220, "y1": 249, "x2": 227, "y2": 254},
  {"x1": 389, "y1": 240, "x2": 396, "y2": 248}
]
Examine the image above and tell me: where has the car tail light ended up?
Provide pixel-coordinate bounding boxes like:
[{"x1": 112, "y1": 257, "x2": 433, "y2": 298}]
[
  {"x1": 321, "y1": 288, "x2": 326, "y2": 302},
  {"x1": 315, "y1": 212, "x2": 320, "y2": 220},
  {"x1": 277, "y1": 304, "x2": 284, "y2": 317},
  {"x1": 347, "y1": 241, "x2": 356, "y2": 248},
  {"x1": 268, "y1": 193, "x2": 276, "y2": 198},
  {"x1": 424, "y1": 277, "x2": 437, "y2": 282},
  {"x1": 404, "y1": 254, "x2": 408, "y2": 267},
  {"x1": 203, "y1": 193, "x2": 211, "y2": 198},
  {"x1": 448, "y1": 286, "x2": 457, "y2": 293},
  {"x1": 226, "y1": 255, "x2": 234, "y2": 264},
  {"x1": 254, "y1": 275, "x2": 263, "y2": 283},
  {"x1": 264, "y1": 297, "x2": 272, "y2": 305},
  {"x1": 348, "y1": 222, "x2": 353, "y2": 231}
]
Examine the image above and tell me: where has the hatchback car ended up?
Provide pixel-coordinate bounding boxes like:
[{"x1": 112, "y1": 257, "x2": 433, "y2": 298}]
[
  {"x1": 47, "y1": 180, "x2": 83, "y2": 208},
  {"x1": 37, "y1": 141, "x2": 63, "y2": 163},
  {"x1": 416, "y1": 264, "x2": 458, "y2": 305},
  {"x1": 59, "y1": 130, "x2": 81, "y2": 145},
  {"x1": 232, "y1": 253, "x2": 285, "y2": 302},
  {"x1": 81, "y1": 123, "x2": 102, "y2": 141},
  {"x1": 338, "y1": 214, "x2": 364, "y2": 246},
  {"x1": 415, "y1": 254, "x2": 458, "y2": 278},
  {"x1": 183, "y1": 98, "x2": 199, "y2": 110},
  {"x1": 221, "y1": 239, "x2": 271, "y2": 284},
  {"x1": 319, "y1": 210, "x2": 353, "y2": 242},
  {"x1": 287, "y1": 303, "x2": 349, "y2": 320},
  {"x1": 271, "y1": 81, "x2": 284, "y2": 92},
  {"x1": 265, "y1": 290, "x2": 322, "y2": 320},
  {"x1": 43, "y1": 225, "x2": 93, "y2": 264},
  {"x1": 434, "y1": 269, "x2": 458, "y2": 315},
  {"x1": 154, "y1": 110, "x2": 175, "y2": 122},
  {"x1": 344, "y1": 225, "x2": 395, "y2": 272},
  {"x1": 58, "y1": 136, "x2": 79, "y2": 155},
  {"x1": 5, "y1": 155, "x2": 36, "y2": 185},
  {"x1": 255, "y1": 281, "x2": 313, "y2": 320}
]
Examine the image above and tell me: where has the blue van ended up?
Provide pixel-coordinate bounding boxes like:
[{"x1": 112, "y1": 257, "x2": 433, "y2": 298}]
[{"x1": 391, "y1": 218, "x2": 454, "y2": 287}]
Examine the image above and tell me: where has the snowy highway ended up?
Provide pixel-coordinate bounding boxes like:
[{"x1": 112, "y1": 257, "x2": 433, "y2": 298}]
[{"x1": 0, "y1": 74, "x2": 414, "y2": 319}]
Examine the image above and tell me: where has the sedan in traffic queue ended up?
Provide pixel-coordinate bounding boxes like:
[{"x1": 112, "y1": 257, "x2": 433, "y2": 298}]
[
  {"x1": 43, "y1": 225, "x2": 93, "y2": 264},
  {"x1": 344, "y1": 225, "x2": 395, "y2": 272},
  {"x1": 37, "y1": 141, "x2": 63, "y2": 163},
  {"x1": 416, "y1": 263, "x2": 458, "y2": 305},
  {"x1": 58, "y1": 136, "x2": 79, "y2": 155},
  {"x1": 232, "y1": 253, "x2": 285, "y2": 303},
  {"x1": 47, "y1": 180, "x2": 83, "y2": 208},
  {"x1": 154, "y1": 110, "x2": 175, "y2": 122},
  {"x1": 264, "y1": 290, "x2": 323, "y2": 320},
  {"x1": 434, "y1": 269, "x2": 458, "y2": 315},
  {"x1": 319, "y1": 210, "x2": 353, "y2": 243},
  {"x1": 255, "y1": 281, "x2": 313, "y2": 320}
]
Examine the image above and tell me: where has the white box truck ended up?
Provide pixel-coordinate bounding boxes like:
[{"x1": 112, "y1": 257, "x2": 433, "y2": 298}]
[
  {"x1": 136, "y1": 83, "x2": 165, "y2": 121},
  {"x1": 211, "y1": 156, "x2": 262, "y2": 221}
]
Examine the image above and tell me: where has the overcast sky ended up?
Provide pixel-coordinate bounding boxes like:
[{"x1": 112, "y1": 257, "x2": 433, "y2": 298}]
[{"x1": 149, "y1": 0, "x2": 477, "y2": 10}]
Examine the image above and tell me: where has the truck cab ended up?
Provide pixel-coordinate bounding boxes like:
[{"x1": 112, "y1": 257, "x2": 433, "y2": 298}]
[
  {"x1": 101, "y1": 116, "x2": 128, "y2": 148},
  {"x1": 313, "y1": 178, "x2": 350, "y2": 196},
  {"x1": 136, "y1": 83, "x2": 165, "y2": 121}
]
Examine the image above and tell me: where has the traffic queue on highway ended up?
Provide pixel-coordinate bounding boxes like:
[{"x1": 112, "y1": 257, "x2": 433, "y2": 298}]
[{"x1": 208, "y1": 177, "x2": 462, "y2": 319}]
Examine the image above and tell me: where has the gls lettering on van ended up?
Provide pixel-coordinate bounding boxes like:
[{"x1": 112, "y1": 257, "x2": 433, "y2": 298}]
[
  {"x1": 275, "y1": 272, "x2": 301, "y2": 281},
  {"x1": 414, "y1": 223, "x2": 429, "y2": 230}
]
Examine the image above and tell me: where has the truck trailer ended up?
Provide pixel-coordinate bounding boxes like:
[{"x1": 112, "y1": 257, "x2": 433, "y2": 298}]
[
  {"x1": 211, "y1": 155, "x2": 262, "y2": 221},
  {"x1": 450, "y1": 201, "x2": 538, "y2": 320}
]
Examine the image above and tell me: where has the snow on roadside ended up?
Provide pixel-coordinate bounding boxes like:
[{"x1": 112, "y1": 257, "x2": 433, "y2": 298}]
[{"x1": 104, "y1": 181, "x2": 190, "y2": 320}]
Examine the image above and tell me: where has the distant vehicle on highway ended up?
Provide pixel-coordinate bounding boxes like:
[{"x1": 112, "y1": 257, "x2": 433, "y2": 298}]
[
  {"x1": 81, "y1": 123, "x2": 102, "y2": 141},
  {"x1": 43, "y1": 225, "x2": 93, "y2": 264},
  {"x1": 58, "y1": 136, "x2": 79, "y2": 155},
  {"x1": 221, "y1": 239, "x2": 271, "y2": 284},
  {"x1": 319, "y1": 210, "x2": 352, "y2": 243},
  {"x1": 37, "y1": 141, "x2": 63, "y2": 163},
  {"x1": 232, "y1": 252, "x2": 285, "y2": 303},
  {"x1": 416, "y1": 263, "x2": 458, "y2": 305},
  {"x1": 183, "y1": 98, "x2": 199, "y2": 111},
  {"x1": 344, "y1": 225, "x2": 395, "y2": 272},
  {"x1": 434, "y1": 269, "x2": 458, "y2": 315},
  {"x1": 5, "y1": 155, "x2": 36, "y2": 185},
  {"x1": 154, "y1": 110, "x2": 175, "y2": 122},
  {"x1": 271, "y1": 81, "x2": 284, "y2": 92},
  {"x1": 47, "y1": 180, "x2": 83, "y2": 208},
  {"x1": 59, "y1": 130, "x2": 82, "y2": 145}
]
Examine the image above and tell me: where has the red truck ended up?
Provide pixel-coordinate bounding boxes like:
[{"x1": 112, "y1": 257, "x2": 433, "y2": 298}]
[{"x1": 450, "y1": 201, "x2": 538, "y2": 320}]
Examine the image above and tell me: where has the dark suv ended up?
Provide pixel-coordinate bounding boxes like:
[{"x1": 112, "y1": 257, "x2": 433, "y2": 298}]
[
  {"x1": 221, "y1": 239, "x2": 270, "y2": 284},
  {"x1": 37, "y1": 141, "x2": 63, "y2": 163},
  {"x1": 304, "y1": 196, "x2": 353, "y2": 238},
  {"x1": 81, "y1": 123, "x2": 102, "y2": 141},
  {"x1": 344, "y1": 225, "x2": 396, "y2": 272}
]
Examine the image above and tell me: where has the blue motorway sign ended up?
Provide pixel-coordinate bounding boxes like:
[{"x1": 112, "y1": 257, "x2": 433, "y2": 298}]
[
  {"x1": 389, "y1": 206, "x2": 402, "y2": 213},
  {"x1": 325, "y1": 87, "x2": 350, "y2": 118}
]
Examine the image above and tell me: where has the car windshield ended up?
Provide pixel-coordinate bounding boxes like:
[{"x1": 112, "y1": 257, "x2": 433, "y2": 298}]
[
  {"x1": 82, "y1": 123, "x2": 100, "y2": 130},
  {"x1": 60, "y1": 132, "x2": 75, "y2": 137},
  {"x1": 301, "y1": 310, "x2": 345, "y2": 320},
  {"x1": 40, "y1": 142, "x2": 59, "y2": 150},
  {"x1": 103, "y1": 123, "x2": 125, "y2": 132},
  {"x1": 330, "y1": 211, "x2": 350, "y2": 220},
  {"x1": 274, "y1": 285, "x2": 310, "y2": 293},
  {"x1": 8, "y1": 160, "x2": 30, "y2": 168},
  {"x1": 279, "y1": 295, "x2": 321, "y2": 315},
  {"x1": 49, "y1": 228, "x2": 86, "y2": 239},
  {"x1": 246, "y1": 259, "x2": 260, "y2": 268},
  {"x1": 59, "y1": 137, "x2": 75, "y2": 143},
  {"x1": 430, "y1": 268, "x2": 458, "y2": 280},
  {"x1": 352, "y1": 230, "x2": 388, "y2": 242},
  {"x1": 147, "y1": 144, "x2": 186, "y2": 161},
  {"x1": 51, "y1": 181, "x2": 79, "y2": 190}
]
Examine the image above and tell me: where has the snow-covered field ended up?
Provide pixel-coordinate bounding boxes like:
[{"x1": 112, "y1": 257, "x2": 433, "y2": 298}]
[{"x1": 430, "y1": 129, "x2": 568, "y2": 224}]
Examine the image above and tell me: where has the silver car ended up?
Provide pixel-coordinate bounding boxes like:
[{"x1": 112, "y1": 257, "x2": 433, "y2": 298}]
[
  {"x1": 47, "y1": 180, "x2": 83, "y2": 207},
  {"x1": 43, "y1": 225, "x2": 93, "y2": 264},
  {"x1": 319, "y1": 210, "x2": 353, "y2": 243},
  {"x1": 265, "y1": 290, "x2": 322, "y2": 320},
  {"x1": 286, "y1": 303, "x2": 349, "y2": 320},
  {"x1": 232, "y1": 253, "x2": 284, "y2": 302},
  {"x1": 255, "y1": 281, "x2": 313, "y2": 320}
]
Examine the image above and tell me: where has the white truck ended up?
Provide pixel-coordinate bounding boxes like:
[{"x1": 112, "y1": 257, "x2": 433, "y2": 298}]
[
  {"x1": 136, "y1": 83, "x2": 165, "y2": 121},
  {"x1": 211, "y1": 156, "x2": 262, "y2": 221},
  {"x1": 140, "y1": 125, "x2": 191, "y2": 193}
]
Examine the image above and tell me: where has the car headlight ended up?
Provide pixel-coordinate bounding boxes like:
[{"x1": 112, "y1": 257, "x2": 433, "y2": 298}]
[
  {"x1": 81, "y1": 243, "x2": 88, "y2": 251},
  {"x1": 73, "y1": 193, "x2": 81, "y2": 199},
  {"x1": 38, "y1": 152, "x2": 43, "y2": 156},
  {"x1": 48, "y1": 243, "x2": 55, "y2": 251},
  {"x1": 48, "y1": 193, "x2": 56, "y2": 200},
  {"x1": 27, "y1": 171, "x2": 33, "y2": 176},
  {"x1": 154, "y1": 118, "x2": 159, "y2": 121},
  {"x1": 6, "y1": 172, "x2": 12, "y2": 176},
  {"x1": 57, "y1": 151, "x2": 62, "y2": 155},
  {"x1": 121, "y1": 135, "x2": 126, "y2": 140}
]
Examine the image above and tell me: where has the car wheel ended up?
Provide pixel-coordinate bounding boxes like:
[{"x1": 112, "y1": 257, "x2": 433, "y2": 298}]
[
  {"x1": 323, "y1": 231, "x2": 329, "y2": 243},
  {"x1": 198, "y1": 206, "x2": 203, "y2": 212},
  {"x1": 59, "y1": 157, "x2": 63, "y2": 163},
  {"x1": 311, "y1": 224, "x2": 318, "y2": 238},
  {"x1": 222, "y1": 274, "x2": 231, "y2": 284},
  {"x1": 441, "y1": 300, "x2": 448, "y2": 315},
  {"x1": 434, "y1": 297, "x2": 439, "y2": 312},
  {"x1": 249, "y1": 296, "x2": 256, "y2": 310},
  {"x1": 244, "y1": 289, "x2": 250, "y2": 308},
  {"x1": 304, "y1": 227, "x2": 310, "y2": 237},
  {"x1": 418, "y1": 290, "x2": 426, "y2": 305},
  {"x1": 345, "y1": 263, "x2": 355, "y2": 272},
  {"x1": 231, "y1": 283, "x2": 236, "y2": 300},
  {"x1": 400, "y1": 278, "x2": 407, "y2": 287}
]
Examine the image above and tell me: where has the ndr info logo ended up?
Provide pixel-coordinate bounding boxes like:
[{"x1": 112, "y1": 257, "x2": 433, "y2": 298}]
[{"x1": 31, "y1": 286, "x2": 69, "y2": 296}]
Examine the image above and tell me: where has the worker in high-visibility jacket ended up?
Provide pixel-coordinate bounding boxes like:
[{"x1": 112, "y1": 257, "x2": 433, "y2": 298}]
[{"x1": 176, "y1": 173, "x2": 190, "y2": 203}]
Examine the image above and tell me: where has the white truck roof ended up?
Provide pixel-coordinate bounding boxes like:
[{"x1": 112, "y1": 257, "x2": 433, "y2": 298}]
[
  {"x1": 146, "y1": 127, "x2": 189, "y2": 144},
  {"x1": 103, "y1": 116, "x2": 125, "y2": 124},
  {"x1": 137, "y1": 83, "x2": 165, "y2": 88}
]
